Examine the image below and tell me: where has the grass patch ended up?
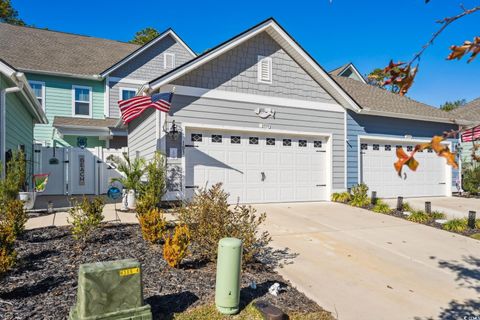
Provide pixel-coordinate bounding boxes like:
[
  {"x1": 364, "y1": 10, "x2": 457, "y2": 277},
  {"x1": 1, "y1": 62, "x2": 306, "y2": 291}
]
[
  {"x1": 372, "y1": 200, "x2": 392, "y2": 214},
  {"x1": 470, "y1": 233, "x2": 480, "y2": 240},
  {"x1": 430, "y1": 211, "x2": 446, "y2": 220},
  {"x1": 407, "y1": 210, "x2": 430, "y2": 223},
  {"x1": 173, "y1": 303, "x2": 334, "y2": 320},
  {"x1": 443, "y1": 218, "x2": 468, "y2": 232},
  {"x1": 402, "y1": 202, "x2": 414, "y2": 212}
]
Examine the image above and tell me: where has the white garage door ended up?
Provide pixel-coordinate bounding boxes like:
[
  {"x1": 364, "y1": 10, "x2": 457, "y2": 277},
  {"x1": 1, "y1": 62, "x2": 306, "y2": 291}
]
[
  {"x1": 185, "y1": 129, "x2": 329, "y2": 203},
  {"x1": 360, "y1": 140, "x2": 449, "y2": 198}
]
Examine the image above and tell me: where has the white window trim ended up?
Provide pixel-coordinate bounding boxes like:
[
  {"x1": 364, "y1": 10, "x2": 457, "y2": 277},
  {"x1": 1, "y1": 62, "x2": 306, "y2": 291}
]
[
  {"x1": 72, "y1": 85, "x2": 93, "y2": 118},
  {"x1": 257, "y1": 56, "x2": 272, "y2": 84},
  {"x1": 164, "y1": 53, "x2": 176, "y2": 69},
  {"x1": 29, "y1": 80, "x2": 46, "y2": 111},
  {"x1": 119, "y1": 87, "x2": 137, "y2": 101}
]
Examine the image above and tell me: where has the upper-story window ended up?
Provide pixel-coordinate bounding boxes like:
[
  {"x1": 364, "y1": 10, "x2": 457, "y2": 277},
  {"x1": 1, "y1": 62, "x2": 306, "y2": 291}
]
[
  {"x1": 257, "y1": 56, "x2": 272, "y2": 84},
  {"x1": 72, "y1": 85, "x2": 92, "y2": 117},
  {"x1": 120, "y1": 87, "x2": 136, "y2": 101},
  {"x1": 164, "y1": 53, "x2": 176, "y2": 69},
  {"x1": 29, "y1": 81, "x2": 45, "y2": 110}
]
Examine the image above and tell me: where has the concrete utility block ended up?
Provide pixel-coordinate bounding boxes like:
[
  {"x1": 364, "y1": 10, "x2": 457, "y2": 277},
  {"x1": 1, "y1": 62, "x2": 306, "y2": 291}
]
[{"x1": 69, "y1": 259, "x2": 152, "y2": 320}]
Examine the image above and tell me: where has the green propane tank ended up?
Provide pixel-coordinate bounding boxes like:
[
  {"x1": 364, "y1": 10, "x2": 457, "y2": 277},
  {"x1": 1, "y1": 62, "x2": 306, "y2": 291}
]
[{"x1": 215, "y1": 237, "x2": 242, "y2": 315}]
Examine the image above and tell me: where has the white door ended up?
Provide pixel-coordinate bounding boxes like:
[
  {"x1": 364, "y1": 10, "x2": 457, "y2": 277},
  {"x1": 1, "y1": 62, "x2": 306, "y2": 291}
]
[
  {"x1": 68, "y1": 148, "x2": 96, "y2": 195},
  {"x1": 39, "y1": 147, "x2": 65, "y2": 195},
  {"x1": 360, "y1": 139, "x2": 448, "y2": 198},
  {"x1": 185, "y1": 129, "x2": 328, "y2": 203}
]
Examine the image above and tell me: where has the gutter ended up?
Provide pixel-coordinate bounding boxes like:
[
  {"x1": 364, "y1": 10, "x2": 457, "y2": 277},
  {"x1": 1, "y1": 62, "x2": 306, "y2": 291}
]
[
  {"x1": 19, "y1": 68, "x2": 103, "y2": 81},
  {"x1": 358, "y1": 108, "x2": 470, "y2": 126}
]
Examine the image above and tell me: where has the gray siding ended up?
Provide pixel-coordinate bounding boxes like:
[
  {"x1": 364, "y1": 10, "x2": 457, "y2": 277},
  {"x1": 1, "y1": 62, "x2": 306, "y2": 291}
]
[
  {"x1": 108, "y1": 35, "x2": 195, "y2": 118},
  {"x1": 347, "y1": 110, "x2": 459, "y2": 189},
  {"x1": 108, "y1": 81, "x2": 142, "y2": 118},
  {"x1": 111, "y1": 35, "x2": 194, "y2": 80},
  {"x1": 169, "y1": 95, "x2": 346, "y2": 189},
  {"x1": 127, "y1": 108, "x2": 158, "y2": 161},
  {"x1": 173, "y1": 32, "x2": 335, "y2": 104}
]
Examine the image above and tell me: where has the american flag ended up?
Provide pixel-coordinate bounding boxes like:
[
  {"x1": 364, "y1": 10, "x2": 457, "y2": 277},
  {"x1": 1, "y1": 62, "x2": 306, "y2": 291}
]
[
  {"x1": 461, "y1": 126, "x2": 480, "y2": 142},
  {"x1": 118, "y1": 92, "x2": 173, "y2": 124}
]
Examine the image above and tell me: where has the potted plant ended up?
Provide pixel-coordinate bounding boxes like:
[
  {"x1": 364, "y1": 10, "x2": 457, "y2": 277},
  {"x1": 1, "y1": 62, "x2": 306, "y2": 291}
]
[{"x1": 108, "y1": 153, "x2": 146, "y2": 210}]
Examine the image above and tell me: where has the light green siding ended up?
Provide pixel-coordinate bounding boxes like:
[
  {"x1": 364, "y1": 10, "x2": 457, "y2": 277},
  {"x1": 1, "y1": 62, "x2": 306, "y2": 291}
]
[
  {"x1": 1, "y1": 73, "x2": 36, "y2": 185},
  {"x1": 63, "y1": 135, "x2": 105, "y2": 148},
  {"x1": 26, "y1": 73, "x2": 106, "y2": 147}
]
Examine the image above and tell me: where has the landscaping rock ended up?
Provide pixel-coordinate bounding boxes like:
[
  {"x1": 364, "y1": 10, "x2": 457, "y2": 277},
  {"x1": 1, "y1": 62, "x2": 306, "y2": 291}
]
[{"x1": 0, "y1": 224, "x2": 323, "y2": 319}]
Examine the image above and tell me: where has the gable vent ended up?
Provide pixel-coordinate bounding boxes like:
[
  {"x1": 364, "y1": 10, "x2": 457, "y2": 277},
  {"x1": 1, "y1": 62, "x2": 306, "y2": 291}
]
[
  {"x1": 164, "y1": 53, "x2": 175, "y2": 69},
  {"x1": 257, "y1": 56, "x2": 272, "y2": 83}
]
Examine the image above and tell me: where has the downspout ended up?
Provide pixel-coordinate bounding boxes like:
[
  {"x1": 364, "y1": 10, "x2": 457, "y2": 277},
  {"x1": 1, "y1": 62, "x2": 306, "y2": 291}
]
[{"x1": 0, "y1": 81, "x2": 24, "y2": 178}]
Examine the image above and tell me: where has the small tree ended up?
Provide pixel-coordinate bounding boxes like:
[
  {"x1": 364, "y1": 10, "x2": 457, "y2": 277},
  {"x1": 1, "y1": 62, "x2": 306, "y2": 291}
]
[
  {"x1": 129, "y1": 27, "x2": 160, "y2": 45},
  {"x1": 68, "y1": 196, "x2": 105, "y2": 243},
  {"x1": 109, "y1": 152, "x2": 146, "y2": 192},
  {"x1": 0, "y1": 0, "x2": 25, "y2": 26},
  {"x1": 137, "y1": 152, "x2": 166, "y2": 213}
]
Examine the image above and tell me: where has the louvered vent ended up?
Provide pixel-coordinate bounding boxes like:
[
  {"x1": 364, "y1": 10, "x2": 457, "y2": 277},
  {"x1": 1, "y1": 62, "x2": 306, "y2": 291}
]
[{"x1": 257, "y1": 56, "x2": 272, "y2": 83}]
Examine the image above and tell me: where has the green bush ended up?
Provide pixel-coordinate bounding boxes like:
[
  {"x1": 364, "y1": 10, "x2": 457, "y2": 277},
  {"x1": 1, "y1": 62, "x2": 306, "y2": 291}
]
[
  {"x1": 372, "y1": 200, "x2": 392, "y2": 214},
  {"x1": 402, "y1": 202, "x2": 414, "y2": 212},
  {"x1": 349, "y1": 183, "x2": 370, "y2": 207},
  {"x1": 178, "y1": 183, "x2": 271, "y2": 264},
  {"x1": 331, "y1": 192, "x2": 351, "y2": 203},
  {"x1": 136, "y1": 152, "x2": 166, "y2": 216},
  {"x1": 137, "y1": 207, "x2": 167, "y2": 244},
  {"x1": 68, "y1": 196, "x2": 105, "y2": 243},
  {"x1": 443, "y1": 218, "x2": 468, "y2": 232},
  {"x1": 407, "y1": 210, "x2": 430, "y2": 223},
  {"x1": 431, "y1": 211, "x2": 446, "y2": 220},
  {"x1": 462, "y1": 164, "x2": 480, "y2": 194},
  {"x1": 109, "y1": 152, "x2": 146, "y2": 192},
  {"x1": 0, "y1": 212, "x2": 16, "y2": 277},
  {"x1": 4, "y1": 199, "x2": 27, "y2": 237}
]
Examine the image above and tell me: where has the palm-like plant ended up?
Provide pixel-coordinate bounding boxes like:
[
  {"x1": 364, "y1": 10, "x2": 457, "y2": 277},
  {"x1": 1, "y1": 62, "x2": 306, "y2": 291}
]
[{"x1": 109, "y1": 153, "x2": 146, "y2": 191}]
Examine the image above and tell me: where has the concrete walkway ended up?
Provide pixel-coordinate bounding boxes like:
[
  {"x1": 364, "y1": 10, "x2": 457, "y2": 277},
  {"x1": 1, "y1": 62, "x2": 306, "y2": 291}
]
[
  {"x1": 255, "y1": 202, "x2": 480, "y2": 320},
  {"x1": 383, "y1": 196, "x2": 480, "y2": 219}
]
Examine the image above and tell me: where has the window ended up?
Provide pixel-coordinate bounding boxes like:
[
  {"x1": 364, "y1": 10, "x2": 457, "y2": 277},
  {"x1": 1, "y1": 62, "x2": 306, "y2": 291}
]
[
  {"x1": 385, "y1": 145, "x2": 391, "y2": 151},
  {"x1": 29, "y1": 81, "x2": 45, "y2": 110},
  {"x1": 257, "y1": 56, "x2": 272, "y2": 83},
  {"x1": 212, "y1": 134, "x2": 222, "y2": 143},
  {"x1": 299, "y1": 140, "x2": 307, "y2": 147},
  {"x1": 283, "y1": 139, "x2": 291, "y2": 146},
  {"x1": 361, "y1": 143, "x2": 368, "y2": 150},
  {"x1": 120, "y1": 88, "x2": 136, "y2": 101},
  {"x1": 407, "y1": 146, "x2": 413, "y2": 152},
  {"x1": 314, "y1": 141, "x2": 322, "y2": 148},
  {"x1": 266, "y1": 138, "x2": 275, "y2": 146},
  {"x1": 231, "y1": 136, "x2": 241, "y2": 144},
  {"x1": 191, "y1": 133, "x2": 202, "y2": 142},
  {"x1": 164, "y1": 53, "x2": 175, "y2": 69},
  {"x1": 396, "y1": 145, "x2": 402, "y2": 149},
  {"x1": 427, "y1": 148, "x2": 433, "y2": 153},
  {"x1": 373, "y1": 144, "x2": 380, "y2": 150},
  {"x1": 72, "y1": 86, "x2": 92, "y2": 117},
  {"x1": 249, "y1": 137, "x2": 259, "y2": 145}
]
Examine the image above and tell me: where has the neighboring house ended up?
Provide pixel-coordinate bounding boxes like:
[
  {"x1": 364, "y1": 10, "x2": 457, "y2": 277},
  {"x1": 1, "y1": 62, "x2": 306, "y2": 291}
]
[
  {"x1": 451, "y1": 97, "x2": 480, "y2": 166},
  {"x1": 329, "y1": 63, "x2": 366, "y2": 83},
  {"x1": 127, "y1": 19, "x2": 466, "y2": 203},
  {"x1": 0, "y1": 23, "x2": 194, "y2": 149},
  {"x1": 0, "y1": 59, "x2": 47, "y2": 182}
]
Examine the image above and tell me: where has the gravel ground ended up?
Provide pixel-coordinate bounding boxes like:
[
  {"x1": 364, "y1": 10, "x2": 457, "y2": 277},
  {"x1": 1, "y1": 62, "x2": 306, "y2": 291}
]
[{"x1": 0, "y1": 224, "x2": 324, "y2": 320}]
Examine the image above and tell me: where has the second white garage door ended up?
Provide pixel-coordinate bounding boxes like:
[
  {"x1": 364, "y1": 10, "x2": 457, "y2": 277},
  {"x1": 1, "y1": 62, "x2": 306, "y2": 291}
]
[
  {"x1": 360, "y1": 139, "x2": 449, "y2": 198},
  {"x1": 185, "y1": 129, "x2": 329, "y2": 203}
]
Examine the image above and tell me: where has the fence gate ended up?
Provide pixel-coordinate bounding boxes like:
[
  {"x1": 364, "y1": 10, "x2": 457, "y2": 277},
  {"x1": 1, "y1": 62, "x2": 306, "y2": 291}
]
[{"x1": 34, "y1": 145, "x2": 127, "y2": 195}]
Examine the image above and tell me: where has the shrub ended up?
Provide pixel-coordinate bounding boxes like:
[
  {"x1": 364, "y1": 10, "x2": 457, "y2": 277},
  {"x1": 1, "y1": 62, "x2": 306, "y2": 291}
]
[
  {"x1": 109, "y1": 152, "x2": 146, "y2": 192},
  {"x1": 136, "y1": 152, "x2": 167, "y2": 216},
  {"x1": 349, "y1": 183, "x2": 370, "y2": 207},
  {"x1": 163, "y1": 224, "x2": 190, "y2": 268},
  {"x1": 402, "y1": 202, "x2": 414, "y2": 212},
  {"x1": 372, "y1": 200, "x2": 392, "y2": 214},
  {"x1": 178, "y1": 183, "x2": 271, "y2": 264},
  {"x1": 470, "y1": 233, "x2": 480, "y2": 240},
  {"x1": 443, "y1": 218, "x2": 468, "y2": 232},
  {"x1": 331, "y1": 192, "x2": 351, "y2": 203},
  {"x1": 431, "y1": 211, "x2": 446, "y2": 220},
  {"x1": 68, "y1": 196, "x2": 105, "y2": 243},
  {"x1": 4, "y1": 199, "x2": 27, "y2": 237},
  {"x1": 462, "y1": 164, "x2": 480, "y2": 194},
  {"x1": 137, "y1": 207, "x2": 167, "y2": 244},
  {"x1": 407, "y1": 210, "x2": 430, "y2": 223},
  {"x1": 0, "y1": 214, "x2": 16, "y2": 276}
]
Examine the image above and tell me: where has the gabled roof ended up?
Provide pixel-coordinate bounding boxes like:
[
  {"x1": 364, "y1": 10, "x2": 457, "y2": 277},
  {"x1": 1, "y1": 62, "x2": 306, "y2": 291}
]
[
  {"x1": 450, "y1": 97, "x2": 480, "y2": 121},
  {"x1": 143, "y1": 18, "x2": 362, "y2": 112},
  {"x1": 100, "y1": 28, "x2": 196, "y2": 77},
  {"x1": 329, "y1": 62, "x2": 366, "y2": 84},
  {"x1": 0, "y1": 23, "x2": 139, "y2": 77},
  {"x1": 0, "y1": 58, "x2": 47, "y2": 124},
  {"x1": 332, "y1": 75, "x2": 465, "y2": 124}
]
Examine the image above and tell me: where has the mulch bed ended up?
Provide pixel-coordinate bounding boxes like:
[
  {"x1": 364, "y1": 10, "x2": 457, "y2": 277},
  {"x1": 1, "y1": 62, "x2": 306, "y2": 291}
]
[{"x1": 0, "y1": 224, "x2": 323, "y2": 320}]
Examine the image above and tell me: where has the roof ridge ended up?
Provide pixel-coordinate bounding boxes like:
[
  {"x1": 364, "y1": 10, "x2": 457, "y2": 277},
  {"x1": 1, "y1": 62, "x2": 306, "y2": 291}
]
[{"x1": 0, "y1": 22, "x2": 140, "y2": 47}]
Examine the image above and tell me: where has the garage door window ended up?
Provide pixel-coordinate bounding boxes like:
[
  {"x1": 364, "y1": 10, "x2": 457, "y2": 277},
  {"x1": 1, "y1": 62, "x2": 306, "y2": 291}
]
[
  {"x1": 212, "y1": 135, "x2": 222, "y2": 143},
  {"x1": 427, "y1": 148, "x2": 433, "y2": 153},
  {"x1": 266, "y1": 138, "x2": 275, "y2": 146},
  {"x1": 314, "y1": 141, "x2": 322, "y2": 148},
  {"x1": 283, "y1": 139, "x2": 291, "y2": 146},
  {"x1": 361, "y1": 143, "x2": 368, "y2": 150},
  {"x1": 299, "y1": 140, "x2": 307, "y2": 147},
  {"x1": 396, "y1": 145, "x2": 402, "y2": 149},
  {"x1": 407, "y1": 146, "x2": 413, "y2": 152},
  {"x1": 191, "y1": 133, "x2": 202, "y2": 142},
  {"x1": 249, "y1": 137, "x2": 259, "y2": 145},
  {"x1": 231, "y1": 136, "x2": 241, "y2": 144},
  {"x1": 373, "y1": 144, "x2": 379, "y2": 151},
  {"x1": 385, "y1": 145, "x2": 391, "y2": 151}
]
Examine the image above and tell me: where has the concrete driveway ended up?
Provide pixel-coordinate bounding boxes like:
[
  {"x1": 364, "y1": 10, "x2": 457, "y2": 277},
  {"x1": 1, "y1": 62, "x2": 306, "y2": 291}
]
[
  {"x1": 255, "y1": 202, "x2": 480, "y2": 320},
  {"x1": 383, "y1": 196, "x2": 480, "y2": 219}
]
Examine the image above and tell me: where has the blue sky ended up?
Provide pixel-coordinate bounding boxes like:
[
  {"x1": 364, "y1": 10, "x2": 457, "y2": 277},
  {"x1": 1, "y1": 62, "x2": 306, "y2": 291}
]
[{"x1": 14, "y1": 0, "x2": 479, "y2": 107}]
